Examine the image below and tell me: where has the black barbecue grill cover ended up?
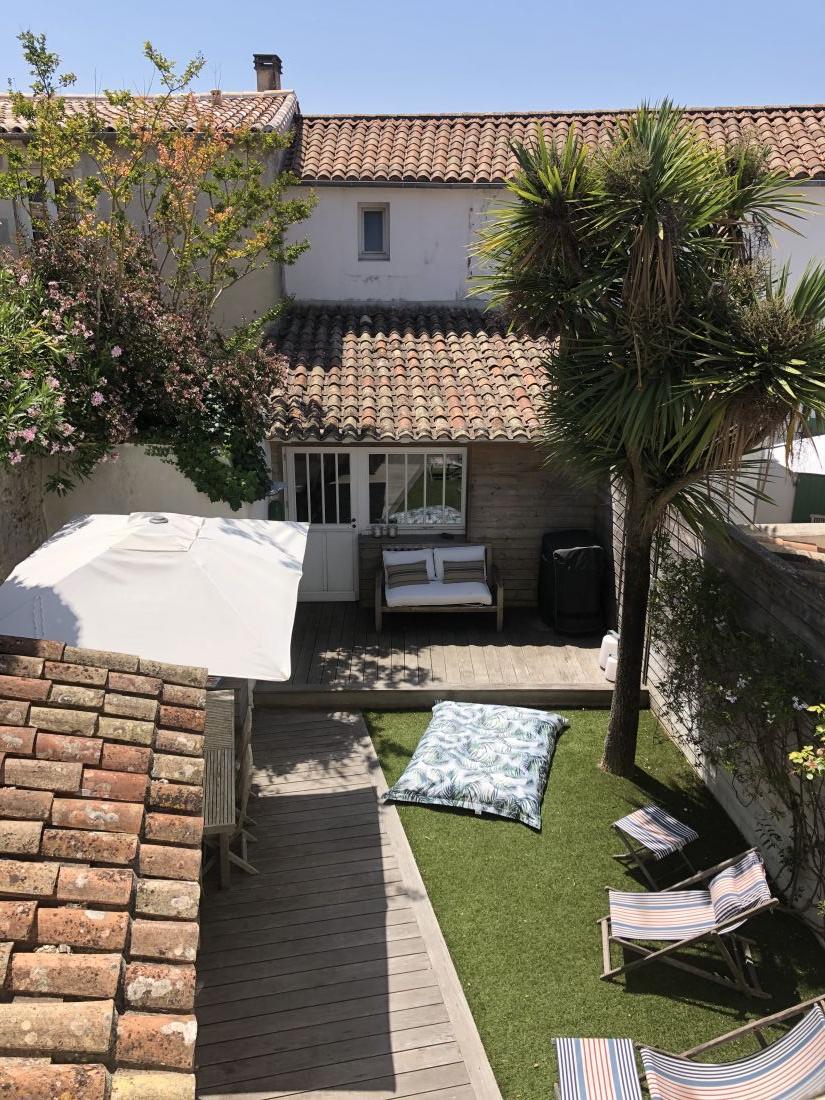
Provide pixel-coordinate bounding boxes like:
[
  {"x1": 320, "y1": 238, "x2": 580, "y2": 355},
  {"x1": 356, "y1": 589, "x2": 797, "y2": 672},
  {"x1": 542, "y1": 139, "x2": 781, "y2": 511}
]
[
  {"x1": 552, "y1": 545, "x2": 605, "y2": 634},
  {"x1": 538, "y1": 529, "x2": 604, "y2": 634}
]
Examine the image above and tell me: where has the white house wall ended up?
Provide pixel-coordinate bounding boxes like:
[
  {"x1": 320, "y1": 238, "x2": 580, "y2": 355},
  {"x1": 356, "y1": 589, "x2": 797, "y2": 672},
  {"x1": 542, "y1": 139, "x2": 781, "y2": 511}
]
[
  {"x1": 283, "y1": 185, "x2": 500, "y2": 303},
  {"x1": 0, "y1": 144, "x2": 283, "y2": 332},
  {"x1": 770, "y1": 184, "x2": 825, "y2": 283},
  {"x1": 42, "y1": 444, "x2": 268, "y2": 534}
]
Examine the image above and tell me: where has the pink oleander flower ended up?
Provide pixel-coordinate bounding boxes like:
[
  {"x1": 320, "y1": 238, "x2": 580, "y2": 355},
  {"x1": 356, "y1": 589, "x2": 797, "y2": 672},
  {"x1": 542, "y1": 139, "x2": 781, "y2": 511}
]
[
  {"x1": 20, "y1": 427, "x2": 36, "y2": 443},
  {"x1": 9, "y1": 451, "x2": 23, "y2": 465},
  {"x1": 45, "y1": 376, "x2": 60, "y2": 390},
  {"x1": 90, "y1": 391, "x2": 105, "y2": 407},
  {"x1": 111, "y1": 345, "x2": 123, "y2": 359}
]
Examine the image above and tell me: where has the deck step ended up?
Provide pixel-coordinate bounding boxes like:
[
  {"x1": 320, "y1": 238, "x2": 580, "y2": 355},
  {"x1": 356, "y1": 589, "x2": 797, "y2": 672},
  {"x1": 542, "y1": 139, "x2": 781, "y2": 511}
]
[{"x1": 255, "y1": 683, "x2": 642, "y2": 709}]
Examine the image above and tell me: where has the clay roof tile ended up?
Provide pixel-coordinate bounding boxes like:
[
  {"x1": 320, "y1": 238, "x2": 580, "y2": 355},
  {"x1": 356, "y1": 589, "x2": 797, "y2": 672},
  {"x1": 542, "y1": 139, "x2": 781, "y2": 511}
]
[{"x1": 0, "y1": 634, "x2": 205, "y2": 1091}]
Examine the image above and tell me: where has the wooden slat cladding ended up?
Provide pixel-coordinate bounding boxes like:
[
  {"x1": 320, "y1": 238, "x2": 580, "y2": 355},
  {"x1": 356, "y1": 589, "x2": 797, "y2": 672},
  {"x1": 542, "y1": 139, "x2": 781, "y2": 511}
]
[
  {"x1": 357, "y1": 442, "x2": 608, "y2": 607},
  {"x1": 271, "y1": 440, "x2": 609, "y2": 607},
  {"x1": 465, "y1": 442, "x2": 607, "y2": 606}
]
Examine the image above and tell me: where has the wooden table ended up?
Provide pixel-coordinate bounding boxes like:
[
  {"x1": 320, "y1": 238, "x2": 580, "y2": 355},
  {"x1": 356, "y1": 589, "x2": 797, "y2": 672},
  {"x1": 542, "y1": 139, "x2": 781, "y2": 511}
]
[{"x1": 202, "y1": 690, "x2": 236, "y2": 889}]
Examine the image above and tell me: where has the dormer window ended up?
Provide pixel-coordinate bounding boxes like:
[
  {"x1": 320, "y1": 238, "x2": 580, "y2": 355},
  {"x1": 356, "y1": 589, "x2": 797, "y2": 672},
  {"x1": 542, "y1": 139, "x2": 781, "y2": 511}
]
[{"x1": 359, "y1": 203, "x2": 389, "y2": 260}]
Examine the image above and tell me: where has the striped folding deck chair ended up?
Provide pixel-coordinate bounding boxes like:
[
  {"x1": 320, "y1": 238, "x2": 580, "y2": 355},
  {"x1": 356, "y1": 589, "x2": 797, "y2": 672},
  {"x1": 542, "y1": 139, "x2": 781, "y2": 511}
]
[
  {"x1": 599, "y1": 849, "x2": 777, "y2": 997},
  {"x1": 613, "y1": 805, "x2": 699, "y2": 887},
  {"x1": 641, "y1": 1002, "x2": 825, "y2": 1099},
  {"x1": 553, "y1": 995, "x2": 825, "y2": 1100},
  {"x1": 555, "y1": 1038, "x2": 643, "y2": 1100}
]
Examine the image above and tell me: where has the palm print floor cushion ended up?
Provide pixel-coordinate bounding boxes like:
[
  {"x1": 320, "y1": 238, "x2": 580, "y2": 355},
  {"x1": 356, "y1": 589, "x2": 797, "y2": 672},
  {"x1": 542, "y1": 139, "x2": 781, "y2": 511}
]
[{"x1": 383, "y1": 701, "x2": 569, "y2": 829}]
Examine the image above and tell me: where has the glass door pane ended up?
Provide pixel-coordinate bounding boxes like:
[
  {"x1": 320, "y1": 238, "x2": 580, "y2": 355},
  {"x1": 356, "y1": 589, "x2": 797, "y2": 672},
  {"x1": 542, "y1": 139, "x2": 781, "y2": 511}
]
[
  {"x1": 294, "y1": 454, "x2": 310, "y2": 522},
  {"x1": 322, "y1": 453, "x2": 338, "y2": 523},
  {"x1": 337, "y1": 454, "x2": 352, "y2": 524},
  {"x1": 443, "y1": 452, "x2": 464, "y2": 524},
  {"x1": 307, "y1": 453, "x2": 323, "y2": 523},
  {"x1": 387, "y1": 454, "x2": 406, "y2": 518},
  {"x1": 292, "y1": 450, "x2": 355, "y2": 526},
  {"x1": 369, "y1": 453, "x2": 387, "y2": 522}
]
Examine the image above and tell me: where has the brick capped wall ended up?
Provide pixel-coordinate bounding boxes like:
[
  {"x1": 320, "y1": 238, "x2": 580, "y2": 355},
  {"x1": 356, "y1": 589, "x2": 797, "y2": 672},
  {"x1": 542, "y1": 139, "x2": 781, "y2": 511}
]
[{"x1": 0, "y1": 635, "x2": 207, "y2": 1099}]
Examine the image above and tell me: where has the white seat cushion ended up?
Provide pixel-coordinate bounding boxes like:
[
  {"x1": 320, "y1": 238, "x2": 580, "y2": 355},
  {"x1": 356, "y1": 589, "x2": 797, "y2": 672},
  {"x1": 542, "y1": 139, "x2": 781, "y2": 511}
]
[{"x1": 385, "y1": 580, "x2": 492, "y2": 608}]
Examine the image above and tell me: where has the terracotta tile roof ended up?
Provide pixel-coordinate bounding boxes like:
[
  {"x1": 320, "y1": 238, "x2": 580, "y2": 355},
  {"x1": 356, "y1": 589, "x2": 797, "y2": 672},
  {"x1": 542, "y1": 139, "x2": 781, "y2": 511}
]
[
  {"x1": 290, "y1": 105, "x2": 825, "y2": 183},
  {"x1": 0, "y1": 635, "x2": 206, "y2": 1099},
  {"x1": 268, "y1": 304, "x2": 550, "y2": 442},
  {"x1": 0, "y1": 90, "x2": 299, "y2": 135}
]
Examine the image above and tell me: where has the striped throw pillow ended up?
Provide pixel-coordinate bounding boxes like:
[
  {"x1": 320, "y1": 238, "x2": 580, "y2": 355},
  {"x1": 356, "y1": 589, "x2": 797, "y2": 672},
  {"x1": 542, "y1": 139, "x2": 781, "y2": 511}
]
[
  {"x1": 443, "y1": 558, "x2": 486, "y2": 584},
  {"x1": 385, "y1": 560, "x2": 430, "y2": 589}
]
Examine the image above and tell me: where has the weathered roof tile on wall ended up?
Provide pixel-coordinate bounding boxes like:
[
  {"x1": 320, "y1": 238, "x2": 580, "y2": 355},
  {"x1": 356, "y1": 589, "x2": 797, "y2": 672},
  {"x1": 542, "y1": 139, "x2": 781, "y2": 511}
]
[{"x1": 0, "y1": 635, "x2": 205, "y2": 1094}]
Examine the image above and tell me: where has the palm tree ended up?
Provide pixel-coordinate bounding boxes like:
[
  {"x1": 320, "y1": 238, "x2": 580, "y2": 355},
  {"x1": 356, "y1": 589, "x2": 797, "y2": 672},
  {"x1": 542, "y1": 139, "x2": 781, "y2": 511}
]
[{"x1": 476, "y1": 103, "x2": 825, "y2": 776}]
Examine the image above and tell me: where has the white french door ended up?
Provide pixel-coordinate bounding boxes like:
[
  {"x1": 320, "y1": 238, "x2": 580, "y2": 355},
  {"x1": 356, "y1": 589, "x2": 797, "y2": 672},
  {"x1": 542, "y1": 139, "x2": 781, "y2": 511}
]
[{"x1": 286, "y1": 449, "x2": 359, "y2": 601}]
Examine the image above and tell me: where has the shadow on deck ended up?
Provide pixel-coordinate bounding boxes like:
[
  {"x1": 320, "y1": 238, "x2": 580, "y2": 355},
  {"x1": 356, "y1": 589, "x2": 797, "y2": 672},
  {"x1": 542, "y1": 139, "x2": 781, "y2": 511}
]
[
  {"x1": 196, "y1": 710, "x2": 501, "y2": 1099},
  {"x1": 256, "y1": 604, "x2": 640, "y2": 709}
]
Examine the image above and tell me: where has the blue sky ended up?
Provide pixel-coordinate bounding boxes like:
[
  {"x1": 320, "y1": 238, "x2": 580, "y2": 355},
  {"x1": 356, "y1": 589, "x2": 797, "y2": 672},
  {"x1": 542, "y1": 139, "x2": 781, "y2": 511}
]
[{"x1": 4, "y1": 0, "x2": 825, "y2": 115}]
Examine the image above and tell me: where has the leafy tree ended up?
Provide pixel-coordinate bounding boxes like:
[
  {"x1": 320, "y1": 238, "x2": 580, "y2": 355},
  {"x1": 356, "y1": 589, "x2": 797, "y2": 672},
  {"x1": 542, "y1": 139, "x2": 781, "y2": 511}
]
[
  {"x1": 0, "y1": 32, "x2": 313, "y2": 504},
  {"x1": 476, "y1": 103, "x2": 825, "y2": 775}
]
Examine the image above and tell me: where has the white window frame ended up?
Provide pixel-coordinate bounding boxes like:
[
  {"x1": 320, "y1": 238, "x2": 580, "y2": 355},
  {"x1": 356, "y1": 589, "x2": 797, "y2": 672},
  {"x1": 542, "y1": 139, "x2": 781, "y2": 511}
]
[
  {"x1": 358, "y1": 203, "x2": 390, "y2": 261},
  {"x1": 364, "y1": 447, "x2": 467, "y2": 532},
  {"x1": 285, "y1": 446, "x2": 468, "y2": 534}
]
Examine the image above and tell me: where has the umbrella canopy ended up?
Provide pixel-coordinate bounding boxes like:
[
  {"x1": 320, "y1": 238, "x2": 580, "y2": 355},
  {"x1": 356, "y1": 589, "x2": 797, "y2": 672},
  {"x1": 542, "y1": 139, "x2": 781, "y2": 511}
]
[{"x1": 0, "y1": 512, "x2": 309, "y2": 681}]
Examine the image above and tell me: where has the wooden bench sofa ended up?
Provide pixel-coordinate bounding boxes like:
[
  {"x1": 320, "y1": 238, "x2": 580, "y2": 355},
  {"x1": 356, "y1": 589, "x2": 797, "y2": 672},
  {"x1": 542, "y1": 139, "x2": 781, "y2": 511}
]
[{"x1": 374, "y1": 543, "x2": 504, "y2": 633}]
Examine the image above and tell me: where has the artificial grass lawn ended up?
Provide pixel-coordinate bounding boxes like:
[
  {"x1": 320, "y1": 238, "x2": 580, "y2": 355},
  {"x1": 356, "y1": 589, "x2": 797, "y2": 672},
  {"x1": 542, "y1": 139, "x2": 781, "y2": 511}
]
[{"x1": 366, "y1": 708, "x2": 825, "y2": 1100}]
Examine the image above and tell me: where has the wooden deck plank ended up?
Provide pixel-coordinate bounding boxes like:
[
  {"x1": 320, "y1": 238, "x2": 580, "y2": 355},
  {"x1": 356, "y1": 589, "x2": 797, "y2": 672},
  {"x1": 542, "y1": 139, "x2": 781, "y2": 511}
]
[
  {"x1": 197, "y1": 1002, "x2": 452, "y2": 1069},
  {"x1": 256, "y1": 605, "x2": 635, "y2": 708},
  {"x1": 197, "y1": 1021, "x2": 455, "y2": 1091},
  {"x1": 427, "y1": 618, "x2": 447, "y2": 687},
  {"x1": 197, "y1": 951, "x2": 433, "y2": 1009},
  {"x1": 198, "y1": 937, "x2": 430, "y2": 992},
  {"x1": 197, "y1": 710, "x2": 501, "y2": 1100},
  {"x1": 200, "y1": 1041, "x2": 465, "y2": 1100}
]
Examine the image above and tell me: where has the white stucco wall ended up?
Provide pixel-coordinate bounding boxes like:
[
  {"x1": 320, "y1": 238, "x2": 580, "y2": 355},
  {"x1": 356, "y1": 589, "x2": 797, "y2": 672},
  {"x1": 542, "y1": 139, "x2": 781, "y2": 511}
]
[
  {"x1": 42, "y1": 444, "x2": 268, "y2": 535},
  {"x1": 283, "y1": 185, "x2": 501, "y2": 303},
  {"x1": 770, "y1": 184, "x2": 825, "y2": 283},
  {"x1": 284, "y1": 182, "x2": 825, "y2": 304},
  {"x1": 730, "y1": 455, "x2": 799, "y2": 525},
  {"x1": 0, "y1": 143, "x2": 283, "y2": 332}
]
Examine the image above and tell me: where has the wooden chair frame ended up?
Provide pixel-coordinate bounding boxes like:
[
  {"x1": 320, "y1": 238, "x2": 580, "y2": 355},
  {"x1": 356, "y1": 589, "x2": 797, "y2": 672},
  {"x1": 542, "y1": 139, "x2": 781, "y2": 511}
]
[
  {"x1": 375, "y1": 544, "x2": 504, "y2": 633},
  {"x1": 599, "y1": 848, "x2": 778, "y2": 999},
  {"x1": 679, "y1": 993, "x2": 825, "y2": 1057}
]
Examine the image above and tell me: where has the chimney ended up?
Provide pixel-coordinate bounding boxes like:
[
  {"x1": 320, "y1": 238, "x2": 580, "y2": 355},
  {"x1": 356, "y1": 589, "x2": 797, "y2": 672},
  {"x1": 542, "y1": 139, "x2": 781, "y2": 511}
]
[{"x1": 253, "y1": 53, "x2": 282, "y2": 92}]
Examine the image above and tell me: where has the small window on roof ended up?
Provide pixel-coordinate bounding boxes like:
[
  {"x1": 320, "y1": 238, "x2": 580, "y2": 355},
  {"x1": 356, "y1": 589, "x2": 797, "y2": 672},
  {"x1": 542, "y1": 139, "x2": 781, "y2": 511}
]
[{"x1": 359, "y1": 203, "x2": 389, "y2": 260}]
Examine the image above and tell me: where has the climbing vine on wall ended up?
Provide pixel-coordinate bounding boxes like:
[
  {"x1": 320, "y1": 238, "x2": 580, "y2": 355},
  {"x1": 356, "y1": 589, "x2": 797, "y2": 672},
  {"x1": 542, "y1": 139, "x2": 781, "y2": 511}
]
[{"x1": 649, "y1": 550, "x2": 825, "y2": 925}]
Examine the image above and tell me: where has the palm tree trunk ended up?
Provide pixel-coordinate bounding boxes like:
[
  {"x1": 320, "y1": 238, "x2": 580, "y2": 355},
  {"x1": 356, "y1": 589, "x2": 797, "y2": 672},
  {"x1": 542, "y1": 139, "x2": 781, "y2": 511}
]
[{"x1": 601, "y1": 518, "x2": 652, "y2": 776}]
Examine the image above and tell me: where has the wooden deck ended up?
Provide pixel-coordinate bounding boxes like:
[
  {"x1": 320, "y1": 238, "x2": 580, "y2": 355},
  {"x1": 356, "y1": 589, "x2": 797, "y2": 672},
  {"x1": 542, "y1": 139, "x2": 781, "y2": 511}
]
[
  {"x1": 256, "y1": 604, "x2": 634, "y2": 708},
  {"x1": 196, "y1": 709, "x2": 502, "y2": 1100}
]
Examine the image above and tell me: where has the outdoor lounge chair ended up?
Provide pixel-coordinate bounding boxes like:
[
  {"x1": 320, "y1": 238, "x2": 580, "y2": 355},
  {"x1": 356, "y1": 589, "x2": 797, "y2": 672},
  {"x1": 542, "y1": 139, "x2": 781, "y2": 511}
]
[
  {"x1": 599, "y1": 849, "x2": 777, "y2": 998},
  {"x1": 613, "y1": 804, "x2": 699, "y2": 888},
  {"x1": 554, "y1": 994, "x2": 825, "y2": 1099}
]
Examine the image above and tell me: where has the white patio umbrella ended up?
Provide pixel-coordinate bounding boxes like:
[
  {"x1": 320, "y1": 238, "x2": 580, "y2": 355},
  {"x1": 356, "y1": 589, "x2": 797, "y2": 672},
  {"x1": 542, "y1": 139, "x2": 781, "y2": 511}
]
[{"x1": 0, "y1": 512, "x2": 308, "y2": 681}]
